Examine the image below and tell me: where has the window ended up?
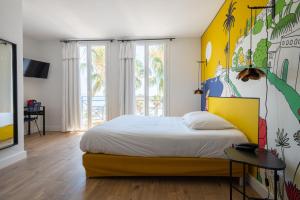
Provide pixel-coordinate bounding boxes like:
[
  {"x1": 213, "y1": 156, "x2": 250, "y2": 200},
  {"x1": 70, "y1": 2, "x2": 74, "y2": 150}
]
[
  {"x1": 79, "y1": 43, "x2": 107, "y2": 129},
  {"x1": 135, "y1": 43, "x2": 167, "y2": 116}
]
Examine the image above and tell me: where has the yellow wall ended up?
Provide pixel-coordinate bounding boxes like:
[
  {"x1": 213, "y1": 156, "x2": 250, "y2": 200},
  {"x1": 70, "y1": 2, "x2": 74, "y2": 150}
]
[{"x1": 201, "y1": 0, "x2": 268, "y2": 81}]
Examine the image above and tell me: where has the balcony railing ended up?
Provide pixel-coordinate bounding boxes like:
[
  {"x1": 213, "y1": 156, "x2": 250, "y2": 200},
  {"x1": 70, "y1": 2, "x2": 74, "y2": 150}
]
[
  {"x1": 135, "y1": 96, "x2": 164, "y2": 116},
  {"x1": 80, "y1": 96, "x2": 106, "y2": 127},
  {"x1": 80, "y1": 95, "x2": 164, "y2": 128}
]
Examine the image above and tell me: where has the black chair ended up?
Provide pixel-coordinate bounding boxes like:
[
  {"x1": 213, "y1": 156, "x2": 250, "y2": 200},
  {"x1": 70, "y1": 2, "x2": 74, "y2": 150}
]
[{"x1": 24, "y1": 102, "x2": 42, "y2": 136}]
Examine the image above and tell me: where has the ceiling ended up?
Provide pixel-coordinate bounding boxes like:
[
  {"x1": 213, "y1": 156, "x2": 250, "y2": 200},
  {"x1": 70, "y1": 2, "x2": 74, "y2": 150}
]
[{"x1": 23, "y1": 0, "x2": 224, "y2": 40}]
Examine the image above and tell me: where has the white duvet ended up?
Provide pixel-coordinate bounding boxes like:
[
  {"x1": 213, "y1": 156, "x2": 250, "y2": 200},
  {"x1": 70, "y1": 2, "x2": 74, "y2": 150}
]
[
  {"x1": 80, "y1": 115, "x2": 248, "y2": 158},
  {"x1": 0, "y1": 113, "x2": 13, "y2": 127}
]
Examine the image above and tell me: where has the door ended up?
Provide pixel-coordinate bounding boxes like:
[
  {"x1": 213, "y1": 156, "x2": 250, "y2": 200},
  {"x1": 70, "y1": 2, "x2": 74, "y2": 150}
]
[
  {"x1": 79, "y1": 43, "x2": 107, "y2": 129},
  {"x1": 134, "y1": 42, "x2": 167, "y2": 116}
]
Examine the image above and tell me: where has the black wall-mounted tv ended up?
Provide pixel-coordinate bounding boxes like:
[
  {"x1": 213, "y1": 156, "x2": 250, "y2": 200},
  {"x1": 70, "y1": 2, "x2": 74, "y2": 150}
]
[{"x1": 23, "y1": 58, "x2": 50, "y2": 79}]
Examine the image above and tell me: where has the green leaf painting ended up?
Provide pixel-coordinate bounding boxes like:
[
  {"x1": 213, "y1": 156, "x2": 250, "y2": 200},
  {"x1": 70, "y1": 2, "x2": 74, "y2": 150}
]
[
  {"x1": 271, "y1": 14, "x2": 297, "y2": 39},
  {"x1": 253, "y1": 39, "x2": 271, "y2": 68},
  {"x1": 276, "y1": 0, "x2": 286, "y2": 17},
  {"x1": 296, "y1": 3, "x2": 300, "y2": 21},
  {"x1": 253, "y1": 19, "x2": 264, "y2": 35},
  {"x1": 266, "y1": 14, "x2": 273, "y2": 29}
]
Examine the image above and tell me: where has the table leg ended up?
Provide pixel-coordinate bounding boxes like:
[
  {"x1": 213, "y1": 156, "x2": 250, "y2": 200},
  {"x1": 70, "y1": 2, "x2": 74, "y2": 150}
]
[
  {"x1": 243, "y1": 163, "x2": 246, "y2": 200},
  {"x1": 43, "y1": 109, "x2": 45, "y2": 135},
  {"x1": 229, "y1": 160, "x2": 232, "y2": 200},
  {"x1": 28, "y1": 114, "x2": 31, "y2": 135},
  {"x1": 274, "y1": 170, "x2": 277, "y2": 200}
]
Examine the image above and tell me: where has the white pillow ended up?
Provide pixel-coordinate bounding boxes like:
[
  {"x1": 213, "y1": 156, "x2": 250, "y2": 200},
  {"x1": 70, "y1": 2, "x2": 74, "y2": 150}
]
[{"x1": 183, "y1": 111, "x2": 235, "y2": 130}]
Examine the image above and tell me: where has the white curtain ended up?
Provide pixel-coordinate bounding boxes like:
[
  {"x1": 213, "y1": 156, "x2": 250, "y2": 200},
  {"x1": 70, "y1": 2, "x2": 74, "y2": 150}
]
[
  {"x1": 62, "y1": 42, "x2": 81, "y2": 132},
  {"x1": 119, "y1": 42, "x2": 136, "y2": 115}
]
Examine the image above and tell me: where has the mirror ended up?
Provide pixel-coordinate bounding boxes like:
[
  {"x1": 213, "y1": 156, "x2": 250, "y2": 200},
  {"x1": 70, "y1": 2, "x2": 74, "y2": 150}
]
[{"x1": 0, "y1": 39, "x2": 18, "y2": 150}]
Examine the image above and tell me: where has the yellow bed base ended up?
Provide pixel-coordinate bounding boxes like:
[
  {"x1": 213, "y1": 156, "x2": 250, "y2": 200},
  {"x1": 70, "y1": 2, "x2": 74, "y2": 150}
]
[
  {"x1": 0, "y1": 125, "x2": 13, "y2": 141},
  {"x1": 82, "y1": 97, "x2": 259, "y2": 177},
  {"x1": 83, "y1": 153, "x2": 243, "y2": 177}
]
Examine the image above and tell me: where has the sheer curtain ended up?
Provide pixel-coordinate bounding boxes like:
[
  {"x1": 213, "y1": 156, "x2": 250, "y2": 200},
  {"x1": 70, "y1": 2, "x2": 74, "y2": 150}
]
[
  {"x1": 119, "y1": 42, "x2": 136, "y2": 115},
  {"x1": 62, "y1": 42, "x2": 81, "y2": 132}
]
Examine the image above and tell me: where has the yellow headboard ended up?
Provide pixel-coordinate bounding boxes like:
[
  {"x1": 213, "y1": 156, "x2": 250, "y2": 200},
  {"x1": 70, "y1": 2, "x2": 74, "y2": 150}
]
[{"x1": 208, "y1": 97, "x2": 259, "y2": 144}]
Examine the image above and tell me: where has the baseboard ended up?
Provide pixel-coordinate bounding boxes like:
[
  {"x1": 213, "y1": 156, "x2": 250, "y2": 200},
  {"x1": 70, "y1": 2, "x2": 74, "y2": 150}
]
[
  {"x1": 45, "y1": 125, "x2": 61, "y2": 132},
  {"x1": 248, "y1": 174, "x2": 274, "y2": 199},
  {"x1": 24, "y1": 125, "x2": 61, "y2": 135},
  {"x1": 0, "y1": 150, "x2": 27, "y2": 170}
]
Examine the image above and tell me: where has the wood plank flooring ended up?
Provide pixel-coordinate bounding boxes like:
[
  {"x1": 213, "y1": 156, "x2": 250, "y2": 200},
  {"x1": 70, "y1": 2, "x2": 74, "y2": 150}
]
[{"x1": 0, "y1": 132, "x2": 260, "y2": 200}]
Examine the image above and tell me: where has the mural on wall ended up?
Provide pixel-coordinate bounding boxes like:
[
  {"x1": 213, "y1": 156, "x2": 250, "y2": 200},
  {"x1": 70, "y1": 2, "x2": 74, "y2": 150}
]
[{"x1": 201, "y1": 0, "x2": 300, "y2": 199}]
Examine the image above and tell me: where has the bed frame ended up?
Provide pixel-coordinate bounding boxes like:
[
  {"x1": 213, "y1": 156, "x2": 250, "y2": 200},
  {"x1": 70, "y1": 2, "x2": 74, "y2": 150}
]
[{"x1": 82, "y1": 97, "x2": 260, "y2": 177}]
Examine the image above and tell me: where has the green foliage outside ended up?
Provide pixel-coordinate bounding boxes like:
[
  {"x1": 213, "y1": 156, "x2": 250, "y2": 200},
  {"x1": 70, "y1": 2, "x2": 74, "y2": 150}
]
[
  {"x1": 135, "y1": 59, "x2": 144, "y2": 91},
  {"x1": 91, "y1": 47, "x2": 105, "y2": 96},
  {"x1": 135, "y1": 45, "x2": 164, "y2": 115},
  {"x1": 253, "y1": 39, "x2": 271, "y2": 68},
  {"x1": 148, "y1": 45, "x2": 164, "y2": 115},
  {"x1": 149, "y1": 57, "x2": 164, "y2": 96},
  {"x1": 149, "y1": 45, "x2": 164, "y2": 98}
]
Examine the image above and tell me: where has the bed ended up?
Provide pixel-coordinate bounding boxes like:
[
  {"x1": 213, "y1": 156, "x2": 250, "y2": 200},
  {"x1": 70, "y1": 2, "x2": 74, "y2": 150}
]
[{"x1": 80, "y1": 97, "x2": 259, "y2": 177}]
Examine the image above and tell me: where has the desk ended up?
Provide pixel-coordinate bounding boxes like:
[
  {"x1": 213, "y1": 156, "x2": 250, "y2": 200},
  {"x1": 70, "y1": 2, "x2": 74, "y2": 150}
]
[
  {"x1": 225, "y1": 147, "x2": 286, "y2": 200},
  {"x1": 24, "y1": 106, "x2": 45, "y2": 135}
]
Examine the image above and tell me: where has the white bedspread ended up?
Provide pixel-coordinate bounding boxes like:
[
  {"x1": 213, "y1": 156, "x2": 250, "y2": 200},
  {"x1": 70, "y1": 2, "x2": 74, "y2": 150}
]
[
  {"x1": 0, "y1": 113, "x2": 13, "y2": 127},
  {"x1": 80, "y1": 115, "x2": 248, "y2": 158}
]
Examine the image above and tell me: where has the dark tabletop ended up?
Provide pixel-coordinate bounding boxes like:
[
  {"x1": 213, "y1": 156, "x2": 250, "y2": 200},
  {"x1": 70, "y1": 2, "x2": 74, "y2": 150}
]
[{"x1": 224, "y1": 147, "x2": 286, "y2": 170}]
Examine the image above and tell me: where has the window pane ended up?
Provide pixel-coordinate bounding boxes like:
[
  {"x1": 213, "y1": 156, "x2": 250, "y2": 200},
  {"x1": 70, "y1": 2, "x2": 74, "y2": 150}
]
[
  {"x1": 135, "y1": 45, "x2": 145, "y2": 115},
  {"x1": 148, "y1": 44, "x2": 164, "y2": 116},
  {"x1": 79, "y1": 46, "x2": 88, "y2": 129},
  {"x1": 91, "y1": 46, "x2": 106, "y2": 126}
]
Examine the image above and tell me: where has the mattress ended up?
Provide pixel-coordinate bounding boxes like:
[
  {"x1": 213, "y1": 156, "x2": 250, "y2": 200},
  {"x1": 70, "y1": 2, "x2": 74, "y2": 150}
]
[{"x1": 80, "y1": 115, "x2": 248, "y2": 158}]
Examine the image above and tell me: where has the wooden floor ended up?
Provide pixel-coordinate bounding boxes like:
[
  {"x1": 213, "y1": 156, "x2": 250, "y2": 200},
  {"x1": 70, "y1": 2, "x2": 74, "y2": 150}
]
[{"x1": 0, "y1": 132, "x2": 260, "y2": 200}]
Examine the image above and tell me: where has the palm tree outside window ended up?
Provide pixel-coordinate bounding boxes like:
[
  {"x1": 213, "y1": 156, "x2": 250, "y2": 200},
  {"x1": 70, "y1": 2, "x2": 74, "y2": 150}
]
[{"x1": 135, "y1": 42, "x2": 167, "y2": 116}]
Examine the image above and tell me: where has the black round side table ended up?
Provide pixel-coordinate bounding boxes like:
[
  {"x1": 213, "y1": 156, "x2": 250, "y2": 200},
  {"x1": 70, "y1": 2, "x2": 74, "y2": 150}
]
[{"x1": 225, "y1": 147, "x2": 286, "y2": 200}]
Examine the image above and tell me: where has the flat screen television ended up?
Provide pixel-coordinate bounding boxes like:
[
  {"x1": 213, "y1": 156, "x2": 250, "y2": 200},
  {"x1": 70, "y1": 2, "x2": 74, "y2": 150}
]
[{"x1": 23, "y1": 58, "x2": 50, "y2": 79}]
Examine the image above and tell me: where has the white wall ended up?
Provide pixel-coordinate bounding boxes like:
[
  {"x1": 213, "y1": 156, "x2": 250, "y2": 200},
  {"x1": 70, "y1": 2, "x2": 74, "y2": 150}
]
[
  {"x1": 169, "y1": 38, "x2": 201, "y2": 116},
  {"x1": 23, "y1": 37, "x2": 201, "y2": 132},
  {"x1": 23, "y1": 37, "x2": 62, "y2": 132},
  {"x1": 0, "y1": 0, "x2": 27, "y2": 169}
]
